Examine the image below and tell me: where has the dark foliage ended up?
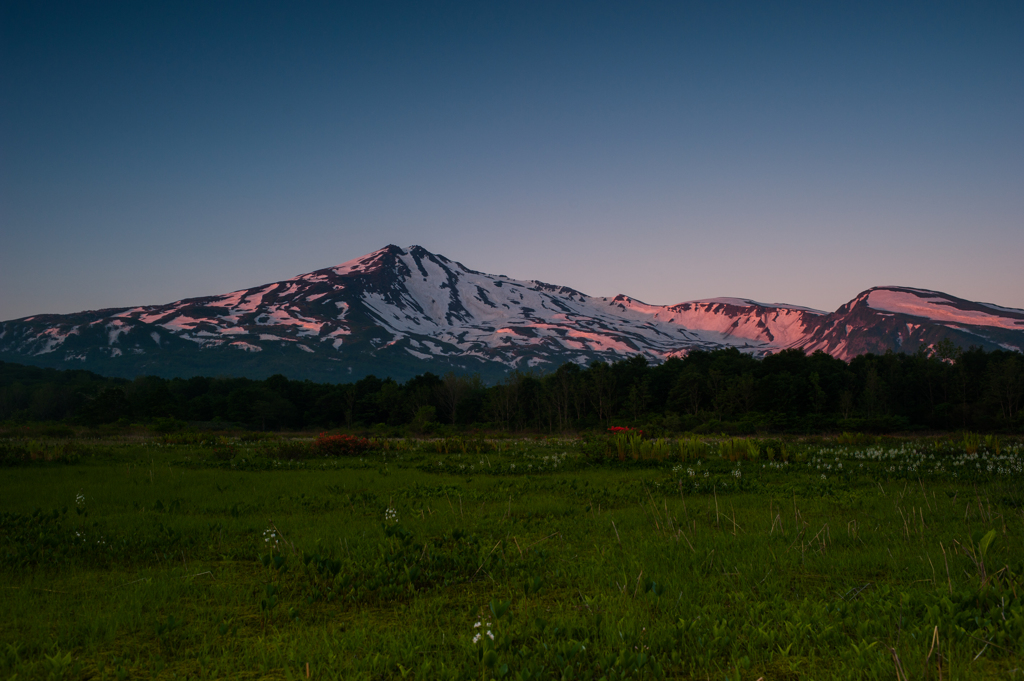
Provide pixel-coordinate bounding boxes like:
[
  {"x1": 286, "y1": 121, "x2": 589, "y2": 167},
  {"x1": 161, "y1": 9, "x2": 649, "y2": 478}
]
[{"x1": 1, "y1": 345, "x2": 1022, "y2": 433}]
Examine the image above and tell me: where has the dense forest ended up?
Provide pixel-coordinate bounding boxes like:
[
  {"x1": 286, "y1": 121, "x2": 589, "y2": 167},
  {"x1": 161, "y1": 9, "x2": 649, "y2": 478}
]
[{"x1": 1, "y1": 343, "x2": 1022, "y2": 434}]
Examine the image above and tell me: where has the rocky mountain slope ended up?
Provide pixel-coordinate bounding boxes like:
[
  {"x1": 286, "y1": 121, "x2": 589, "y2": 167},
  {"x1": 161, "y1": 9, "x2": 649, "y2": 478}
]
[{"x1": 2, "y1": 245, "x2": 1022, "y2": 381}]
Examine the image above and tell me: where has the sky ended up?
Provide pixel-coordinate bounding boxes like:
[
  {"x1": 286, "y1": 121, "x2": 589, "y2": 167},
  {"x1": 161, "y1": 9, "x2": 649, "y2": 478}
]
[{"x1": 2, "y1": 1, "x2": 1023, "y2": 321}]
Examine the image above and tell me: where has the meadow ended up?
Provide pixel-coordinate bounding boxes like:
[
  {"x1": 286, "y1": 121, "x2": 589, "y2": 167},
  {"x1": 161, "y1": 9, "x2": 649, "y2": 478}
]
[{"x1": 1, "y1": 431, "x2": 1023, "y2": 680}]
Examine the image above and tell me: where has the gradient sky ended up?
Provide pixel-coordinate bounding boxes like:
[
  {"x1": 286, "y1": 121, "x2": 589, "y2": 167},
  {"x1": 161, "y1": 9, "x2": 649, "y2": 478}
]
[{"x1": 3, "y1": 1, "x2": 1023, "y2": 321}]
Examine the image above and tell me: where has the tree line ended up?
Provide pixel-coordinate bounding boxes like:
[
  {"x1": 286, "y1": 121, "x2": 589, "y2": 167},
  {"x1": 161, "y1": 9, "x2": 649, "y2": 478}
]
[{"x1": 1, "y1": 343, "x2": 1022, "y2": 433}]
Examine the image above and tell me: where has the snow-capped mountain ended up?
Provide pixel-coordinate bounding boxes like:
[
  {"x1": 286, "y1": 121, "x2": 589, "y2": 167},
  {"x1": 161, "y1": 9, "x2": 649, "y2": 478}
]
[
  {"x1": 1, "y1": 246, "x2": 1022, "y2": 381},
  {"x1": 797, "y1": 286, "x2": 1024, "y2": 360}
]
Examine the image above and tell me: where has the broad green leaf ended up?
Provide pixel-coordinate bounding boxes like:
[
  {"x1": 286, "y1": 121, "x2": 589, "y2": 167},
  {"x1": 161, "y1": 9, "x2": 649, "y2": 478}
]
[{"x1": 979, "y1": 529, "x2": 997, "y2": 560}]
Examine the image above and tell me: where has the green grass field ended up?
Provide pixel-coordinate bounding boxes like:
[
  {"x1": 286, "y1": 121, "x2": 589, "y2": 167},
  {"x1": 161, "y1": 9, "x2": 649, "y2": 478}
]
[{"x1": 2, "y1": 433, "x2": 1023, "y2": 680}]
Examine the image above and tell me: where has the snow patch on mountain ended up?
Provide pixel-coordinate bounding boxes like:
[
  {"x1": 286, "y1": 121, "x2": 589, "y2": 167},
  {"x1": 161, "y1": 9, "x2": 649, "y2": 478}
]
[
  {"x1": 3, "y1": 246, "x2": 1023, "y2": 375},
  {"x1": 106, "y1": 320, "x2": 131, "y2": 345},
  {"x1": 37, "y1": 327, "x2": 78, "y2": 354},
  {"x1": 866, "y1": 289, "x2": 1024, "y2": 330}
]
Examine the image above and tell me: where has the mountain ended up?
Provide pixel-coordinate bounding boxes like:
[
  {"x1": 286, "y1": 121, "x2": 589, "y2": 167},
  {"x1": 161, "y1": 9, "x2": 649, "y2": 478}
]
[
  {"x1": 2, "y1": 245, "x2": 1022, "y2": 382},
  {"x1": 797, "y1": 287, "x2": 1024, "y2": 360}
]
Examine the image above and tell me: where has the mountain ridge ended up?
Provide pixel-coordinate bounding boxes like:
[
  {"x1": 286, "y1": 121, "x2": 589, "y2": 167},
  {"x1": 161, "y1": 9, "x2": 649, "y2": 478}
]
[{"x1": 2, "y1": 245, "x2": 1022, "y2": 382}]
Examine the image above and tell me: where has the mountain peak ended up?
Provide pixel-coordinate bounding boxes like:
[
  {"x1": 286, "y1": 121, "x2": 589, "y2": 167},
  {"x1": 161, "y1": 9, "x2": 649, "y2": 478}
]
[{"x1": 1, "y1": 245, "x2": 1021, "y2": 382}]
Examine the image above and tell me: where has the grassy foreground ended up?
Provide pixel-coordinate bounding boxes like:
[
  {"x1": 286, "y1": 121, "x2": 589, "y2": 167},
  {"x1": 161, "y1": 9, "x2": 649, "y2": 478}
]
[{"x1": 1, "y1": 434, "x2": 1023, "y2": 680}]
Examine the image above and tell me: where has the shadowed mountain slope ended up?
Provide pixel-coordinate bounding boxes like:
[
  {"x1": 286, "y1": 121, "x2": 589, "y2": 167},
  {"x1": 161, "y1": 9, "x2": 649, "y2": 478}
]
[{"x1": 2, "y1": 246, "x2": 1021, "y2": 382}]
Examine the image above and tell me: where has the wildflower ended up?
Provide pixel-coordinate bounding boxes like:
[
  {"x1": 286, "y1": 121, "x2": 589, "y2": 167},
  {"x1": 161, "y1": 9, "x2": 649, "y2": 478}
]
[
  {"x1": 384, "y1": 507, "x2": 398, "y2": 523},
  {"x1": 75, "y1": 491, "x2": 85, "y2": 508},
  {"x1": 472, "y1": 621, "x2": 493, "y2": 644}
]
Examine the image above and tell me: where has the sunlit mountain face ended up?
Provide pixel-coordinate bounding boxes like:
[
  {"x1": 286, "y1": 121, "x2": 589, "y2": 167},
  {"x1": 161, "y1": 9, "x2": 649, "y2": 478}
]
[{"x1": 2, "y1": 245, "x2": 1022, "y2": 382}]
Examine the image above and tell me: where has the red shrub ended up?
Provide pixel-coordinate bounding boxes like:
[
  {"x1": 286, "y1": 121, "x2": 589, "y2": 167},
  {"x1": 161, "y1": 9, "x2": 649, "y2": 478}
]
[{"x1": 310, "y1": 433, "x2": 372, "y2": 457}]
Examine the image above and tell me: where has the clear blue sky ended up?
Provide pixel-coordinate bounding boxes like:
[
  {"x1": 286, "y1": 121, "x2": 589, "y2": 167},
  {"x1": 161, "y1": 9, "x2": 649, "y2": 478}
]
[{"x1": 3, "y1": 1, "x2": 1023, "y2": 320}]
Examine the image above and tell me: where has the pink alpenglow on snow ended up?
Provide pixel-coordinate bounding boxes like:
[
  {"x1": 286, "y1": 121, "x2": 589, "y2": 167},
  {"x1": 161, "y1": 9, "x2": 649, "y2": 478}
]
[
  {"x1": 865, "y1": 289, "x2": 1024, "y2": 330},
  {"x1": 2, "y1": 247, "x2": 1022, "y2": 377}
]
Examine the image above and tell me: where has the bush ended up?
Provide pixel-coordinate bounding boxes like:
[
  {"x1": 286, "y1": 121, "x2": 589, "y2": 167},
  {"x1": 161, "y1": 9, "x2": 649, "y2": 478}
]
[
  {"x1": 405, "y1": 406, "x2": 437, "y2": 436},
  {"x1": 719, "y1": 438, "x2": 758, "y2": 461},
  {"x1": 161, "y1": 431, "x2": 223, "y2": 446},
  {"x1": 310, "y1": 433, "x2": 372, "y2": 458},
  {"x1": 0, "y1": 440, "x2": 82, "y2": 466},
  {"x1": 237, "y1": 432, "x2": 276, "y2": 443},
  {"x1": 210, "y1": 443, "x2": 237, "y2": 461},
  {"x1": 0, "y1": 441, "x2": 30, "y2": 466},
  {"x1": 758, "y1": 438, "x2": 788, "y2": 461},
  {"x1": 677, "y1": 435, "x2": 710, "y2": 461},
  {"x1": 274, "y1": 440, "x2": 313, "y2": 460},
  {"x1": 151, "y1": 417, "x2": 187, "y2": 434}
]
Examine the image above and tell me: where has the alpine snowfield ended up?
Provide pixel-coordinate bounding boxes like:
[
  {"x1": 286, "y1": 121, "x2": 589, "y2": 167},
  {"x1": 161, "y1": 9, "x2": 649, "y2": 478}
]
[{"x1": 1, "y1": 246, "x2": 1022, "y2": 381}]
